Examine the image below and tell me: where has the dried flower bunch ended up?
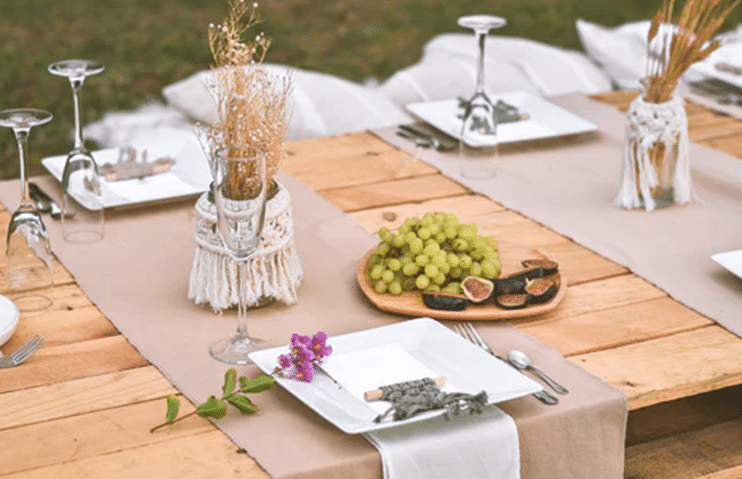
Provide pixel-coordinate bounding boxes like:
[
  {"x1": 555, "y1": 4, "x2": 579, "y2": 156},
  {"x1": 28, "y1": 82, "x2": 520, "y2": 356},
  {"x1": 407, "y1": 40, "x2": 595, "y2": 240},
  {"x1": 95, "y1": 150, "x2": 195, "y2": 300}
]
[
  {"x1": 200, "y1": 0, "x2": 292, "y2": 198},
  {"x1": 644, "y1": 0, "x2": 740, "y2": 103}
]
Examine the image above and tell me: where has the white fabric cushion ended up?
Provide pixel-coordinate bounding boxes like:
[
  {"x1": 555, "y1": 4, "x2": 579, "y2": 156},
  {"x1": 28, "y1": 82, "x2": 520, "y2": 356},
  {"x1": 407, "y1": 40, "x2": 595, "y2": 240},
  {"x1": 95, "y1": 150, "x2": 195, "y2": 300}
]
[
  {"x1": 378, "y1": 33, "x2": 613, "y2": 108},
  {"x1": 575, "y1": 19, "x2": 650, "y2": 90},
  {"x1": 162, "y1": 64, "x2": 412, "y2": 141}
]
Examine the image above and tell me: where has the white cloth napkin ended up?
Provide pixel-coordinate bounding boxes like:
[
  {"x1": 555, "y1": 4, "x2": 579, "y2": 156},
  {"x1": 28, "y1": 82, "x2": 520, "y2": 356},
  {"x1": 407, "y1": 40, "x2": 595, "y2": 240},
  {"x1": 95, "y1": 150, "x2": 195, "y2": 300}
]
[
  {"x1": 321, "y1": 344, "x2": 521, "y2": 479},
  {"x1": 365, "y1": 406, "x2": 520, "y2": 479}
]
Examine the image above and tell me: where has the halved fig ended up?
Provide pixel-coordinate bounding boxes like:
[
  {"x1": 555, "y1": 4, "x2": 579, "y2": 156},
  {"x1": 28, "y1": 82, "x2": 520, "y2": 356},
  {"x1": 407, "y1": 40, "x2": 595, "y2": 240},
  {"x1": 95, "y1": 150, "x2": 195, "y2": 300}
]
[
  {"x1": 492, "y1": 277, "x2": 526, "y2": 295},
  {"x1": 521, "y1": 259, "x2": 559, "y2": 276},
  {"x1": 422, "y1": 292, "x2": 469, "y2": 311},
  {"x1": 524, "y1": 278, "x2": 557, "y2": 304},
  {"x1": 495, "y1": 293, "x2": 531, "y2": 310},
  {"x1": 461, "y1": 276, "x2": 495, "y2": 303}
]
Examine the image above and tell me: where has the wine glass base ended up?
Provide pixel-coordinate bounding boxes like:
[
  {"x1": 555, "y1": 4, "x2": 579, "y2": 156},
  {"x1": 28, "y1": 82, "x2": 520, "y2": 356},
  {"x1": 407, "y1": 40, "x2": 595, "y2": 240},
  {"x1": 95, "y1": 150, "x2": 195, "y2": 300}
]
[
  {"x1": 210, "y1": 335, "x2": 269, "y2": 364},
  {"x1": 63, "y1": 229, "x2": 104, "y2": 244},
  {"x1": 12, "y1": 293, "x2": 52, "y2": 312}
]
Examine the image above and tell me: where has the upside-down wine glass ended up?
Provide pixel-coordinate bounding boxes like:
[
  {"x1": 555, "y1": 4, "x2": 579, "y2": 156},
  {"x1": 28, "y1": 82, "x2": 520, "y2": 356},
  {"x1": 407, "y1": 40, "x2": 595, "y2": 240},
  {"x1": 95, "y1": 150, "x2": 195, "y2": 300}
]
[
  {"x1": 457, "y1": 15, "x2": 506, "y2": 179},
  {"x1": 48, "y1": 59, "x2": 105, "y2": 243},
  {"x1": 0, "y1": 109, "x2": 55, "y2": 311},
  {"x1": 211, "y1": 144, "x2": 269, "y2": 364}
]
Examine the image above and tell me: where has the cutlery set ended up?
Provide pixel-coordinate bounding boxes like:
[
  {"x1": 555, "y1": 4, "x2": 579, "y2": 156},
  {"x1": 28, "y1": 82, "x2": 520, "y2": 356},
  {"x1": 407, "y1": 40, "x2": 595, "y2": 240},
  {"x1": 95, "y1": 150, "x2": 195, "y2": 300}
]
[
  {"x1": 396, "y1": 124, "x2": 458, "y2": 152},
  {"x1": 28, "y1": 182, "x2": 67, "y2": 220},
  {"x1": 452, "y1": 322, "x2": 565, "y2": 405}
]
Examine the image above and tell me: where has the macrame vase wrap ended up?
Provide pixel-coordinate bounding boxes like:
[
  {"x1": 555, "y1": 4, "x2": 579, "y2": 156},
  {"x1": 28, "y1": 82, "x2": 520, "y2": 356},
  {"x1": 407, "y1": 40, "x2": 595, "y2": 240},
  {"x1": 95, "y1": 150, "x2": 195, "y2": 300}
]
[
  {"x1": 188, "y1": 181, "x2": 303, "y2": 310},
  {"x1": 614, "y1": 94, "x2": 691, "y2": 212}
]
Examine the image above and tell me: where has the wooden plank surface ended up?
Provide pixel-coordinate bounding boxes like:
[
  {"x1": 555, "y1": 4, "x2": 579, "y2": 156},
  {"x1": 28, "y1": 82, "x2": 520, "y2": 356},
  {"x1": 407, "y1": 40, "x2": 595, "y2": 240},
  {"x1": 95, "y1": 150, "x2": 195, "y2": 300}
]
[{"x1": 2, "y1": 90, "x2": 742, "y2": 478}]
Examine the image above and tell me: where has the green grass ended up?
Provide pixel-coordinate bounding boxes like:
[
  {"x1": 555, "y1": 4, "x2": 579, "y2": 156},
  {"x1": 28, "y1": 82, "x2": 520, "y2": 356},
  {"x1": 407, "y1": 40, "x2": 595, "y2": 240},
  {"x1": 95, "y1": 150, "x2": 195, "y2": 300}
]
[{"x1": 2, "y1": 0, "x2": 741, "y2": 180}]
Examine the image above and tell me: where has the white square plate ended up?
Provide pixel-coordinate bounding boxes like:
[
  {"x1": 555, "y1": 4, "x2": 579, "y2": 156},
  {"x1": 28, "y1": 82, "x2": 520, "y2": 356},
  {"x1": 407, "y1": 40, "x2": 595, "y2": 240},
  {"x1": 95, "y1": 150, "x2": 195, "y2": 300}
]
[
  {"x1": 690, "y1": 61, "x2": 742, "y2": 91},
  {"x1": 249, "y1": 317, "x2": 542, "y2": 434},
  {"x1": 41, "y1": 139, "x2": 211, "y2": 210},
  {"x1": 712, "y1": 249, "x2": 742, "y2": 279},
  {"x1": 405, "y1": 91, "x2": 598, "y2": 148}
]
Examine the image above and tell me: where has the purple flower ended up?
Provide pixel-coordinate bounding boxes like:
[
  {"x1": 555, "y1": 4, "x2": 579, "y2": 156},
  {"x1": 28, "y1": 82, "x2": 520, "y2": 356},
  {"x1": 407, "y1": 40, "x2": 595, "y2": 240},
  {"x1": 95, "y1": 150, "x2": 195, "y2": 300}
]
[
  {"x1": 278, "y1": 354, "x2": 293, "y2": 368},
  {"x1": 294, "y1": 360, "x2": 316, "y2": 382}
]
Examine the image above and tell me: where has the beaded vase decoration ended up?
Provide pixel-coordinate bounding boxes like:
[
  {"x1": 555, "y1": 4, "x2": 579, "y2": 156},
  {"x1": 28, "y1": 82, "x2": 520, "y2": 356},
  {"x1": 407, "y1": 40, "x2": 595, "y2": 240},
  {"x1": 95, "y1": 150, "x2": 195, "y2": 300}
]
[{"x1": 188, "y1": 181, "x2": 303, "y2": 310}]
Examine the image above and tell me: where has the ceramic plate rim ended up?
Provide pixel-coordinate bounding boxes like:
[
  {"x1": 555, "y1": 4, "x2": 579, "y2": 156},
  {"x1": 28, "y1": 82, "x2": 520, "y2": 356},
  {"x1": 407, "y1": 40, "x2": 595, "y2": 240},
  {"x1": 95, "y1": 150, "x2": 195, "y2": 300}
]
[
  {"x1": 712, "y1": 249, "x2": 742, "y2": 279},
  {"x1": 249, "y1": 317, "x2": 542, "y2": 434}
]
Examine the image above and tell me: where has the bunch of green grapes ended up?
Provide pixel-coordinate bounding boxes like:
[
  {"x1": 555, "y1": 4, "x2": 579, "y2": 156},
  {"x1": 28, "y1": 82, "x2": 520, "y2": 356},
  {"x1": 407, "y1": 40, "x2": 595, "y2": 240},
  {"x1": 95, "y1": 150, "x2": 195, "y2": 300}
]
[{"x1": 367, "y1": 212, "x2": 500, "y2": 295}]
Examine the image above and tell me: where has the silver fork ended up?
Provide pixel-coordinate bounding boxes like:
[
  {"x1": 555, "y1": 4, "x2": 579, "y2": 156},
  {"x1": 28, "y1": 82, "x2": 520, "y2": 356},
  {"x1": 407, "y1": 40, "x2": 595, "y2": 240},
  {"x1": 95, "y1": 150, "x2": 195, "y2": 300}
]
[
  {"x1": 452, "y1": 323, "x2": 558, "y2": 405},
  {"x1": 0, "y1": 335, "x2": 45, "y2": 368}
]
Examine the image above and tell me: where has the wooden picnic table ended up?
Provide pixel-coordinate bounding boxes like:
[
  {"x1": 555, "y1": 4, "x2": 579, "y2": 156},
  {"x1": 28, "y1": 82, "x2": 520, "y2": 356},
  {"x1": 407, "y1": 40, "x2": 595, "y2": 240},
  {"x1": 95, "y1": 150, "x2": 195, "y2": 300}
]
[{"x1": 2, "y1": 90, "x2": 742, "y2": 478}]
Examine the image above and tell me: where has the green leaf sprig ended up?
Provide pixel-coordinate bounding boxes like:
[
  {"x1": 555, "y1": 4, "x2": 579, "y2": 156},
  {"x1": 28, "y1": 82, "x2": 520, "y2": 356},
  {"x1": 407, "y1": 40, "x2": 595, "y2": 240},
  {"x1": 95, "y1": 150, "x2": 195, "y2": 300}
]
[{"x1": 150, "y1": 368, "x2": 274, "y2": 433}]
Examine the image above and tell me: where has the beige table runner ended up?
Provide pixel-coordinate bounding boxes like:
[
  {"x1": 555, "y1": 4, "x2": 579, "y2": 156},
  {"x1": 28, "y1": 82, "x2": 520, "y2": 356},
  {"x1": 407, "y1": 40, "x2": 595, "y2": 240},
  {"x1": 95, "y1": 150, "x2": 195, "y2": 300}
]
[
  {"x1": 376, "y1": 93, "x2": 742, "y2": 339},
  {"x1": 0, "y1": 172, "x2": 626, "y2": 478}
]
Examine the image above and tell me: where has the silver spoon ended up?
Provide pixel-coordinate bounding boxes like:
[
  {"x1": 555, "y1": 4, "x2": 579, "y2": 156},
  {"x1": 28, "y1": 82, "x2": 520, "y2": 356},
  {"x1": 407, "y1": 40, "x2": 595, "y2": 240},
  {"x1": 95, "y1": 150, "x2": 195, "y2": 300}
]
[{"x1": 507, "y1": 349, "x2": 569, "y2": 395}]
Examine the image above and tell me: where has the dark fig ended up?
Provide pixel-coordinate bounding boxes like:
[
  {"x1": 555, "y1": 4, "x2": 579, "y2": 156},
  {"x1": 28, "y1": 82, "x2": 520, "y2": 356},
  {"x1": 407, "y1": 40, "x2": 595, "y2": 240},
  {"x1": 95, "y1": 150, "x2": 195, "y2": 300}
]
[
  {"x1": 521, "y1": 259, "x2": 559, "y2": 276},
  {"x1": 422, "y1": 292, "x2": 469, "y2": 311},
  {"x1": 495, "y1": 293, "x2": 531, "y2": 310},
  {"x1": 492, "y1": 277, "x2": 526, "y2": 295},
  {"x1": 503, "y1": 265, "x2": 544, "y2": 281},
  {"x1": 461, "y1": 276, "x2": 495, "y2": 303},
  {"x1": 524, "y1": 278, "x2": 558, "y2": 304}
]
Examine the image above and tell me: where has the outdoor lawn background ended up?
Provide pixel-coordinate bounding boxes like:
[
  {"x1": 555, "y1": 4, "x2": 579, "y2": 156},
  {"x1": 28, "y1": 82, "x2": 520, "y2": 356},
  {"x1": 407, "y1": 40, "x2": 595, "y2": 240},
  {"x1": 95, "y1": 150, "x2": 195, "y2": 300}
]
[{"x1": 1, "y1": 0, "x2": 741, "y2": 180}]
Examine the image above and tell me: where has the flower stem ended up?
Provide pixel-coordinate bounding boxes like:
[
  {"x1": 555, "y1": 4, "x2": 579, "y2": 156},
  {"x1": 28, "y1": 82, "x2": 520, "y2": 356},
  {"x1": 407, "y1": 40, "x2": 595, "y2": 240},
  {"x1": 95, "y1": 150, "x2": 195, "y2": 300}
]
[{"x1": 149, "y1": 410, "x2": 198, "y2": 433}]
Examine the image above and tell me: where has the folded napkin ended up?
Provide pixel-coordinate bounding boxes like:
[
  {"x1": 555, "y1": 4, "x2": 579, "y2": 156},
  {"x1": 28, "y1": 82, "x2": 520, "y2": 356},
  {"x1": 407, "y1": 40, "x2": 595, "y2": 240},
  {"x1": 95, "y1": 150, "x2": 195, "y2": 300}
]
[
  {"x1": 365, "y1": 407, "x2": 519, "y2": 479},
  {"x1": 320, "y1": 342, "x2": 521, "y2": 479}
]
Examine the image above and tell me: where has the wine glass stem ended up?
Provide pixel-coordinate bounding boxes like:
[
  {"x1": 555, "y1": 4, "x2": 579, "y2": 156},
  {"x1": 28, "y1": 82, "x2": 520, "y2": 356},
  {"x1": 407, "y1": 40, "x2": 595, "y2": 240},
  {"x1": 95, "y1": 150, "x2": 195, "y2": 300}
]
[
  {"x1": 70, "y1": 78, "x2": 85, "y2": 151},
  {"x1": 475, "y1": 30, "x2": 487, "y2": 96},
  {"x1": 13, "y1": 128, "x2": 33, "y2": 208},
  {"x1": 236, "y1": 290, "x2": 249, "y2": 339}
]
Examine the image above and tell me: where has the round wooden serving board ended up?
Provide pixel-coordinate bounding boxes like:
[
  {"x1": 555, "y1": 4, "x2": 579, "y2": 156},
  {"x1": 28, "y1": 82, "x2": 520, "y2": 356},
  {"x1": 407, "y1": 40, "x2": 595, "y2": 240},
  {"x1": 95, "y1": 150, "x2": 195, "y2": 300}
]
[{"x1": 356, "y1": 242, "x2": 566, "y2": 321}]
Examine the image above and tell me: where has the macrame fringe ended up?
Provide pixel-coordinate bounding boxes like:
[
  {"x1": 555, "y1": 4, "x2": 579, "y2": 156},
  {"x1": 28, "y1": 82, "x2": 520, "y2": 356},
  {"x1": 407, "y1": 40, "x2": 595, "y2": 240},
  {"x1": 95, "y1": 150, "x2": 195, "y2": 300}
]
[
  {"x1": 614, "y1": 94, "x2": 691, "y2": 212},
  {"x1": 188, "y1": 181, "x2": 303, "y2": 311}
]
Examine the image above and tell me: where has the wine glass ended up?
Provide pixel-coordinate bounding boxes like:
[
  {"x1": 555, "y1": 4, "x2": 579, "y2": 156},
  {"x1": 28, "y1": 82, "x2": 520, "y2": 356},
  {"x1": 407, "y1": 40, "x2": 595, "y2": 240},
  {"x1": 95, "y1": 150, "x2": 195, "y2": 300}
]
[
  {"x1": 48, "y1": 59, "x2": 105, "y2": 243},
  {"x1": 211, "y1": 144, "x2": 269, "y2": 364},
  {"x1": 457, "y1": 15, "x2": 506, "y2": 179},
  {"x1": 0, "y1": 109, "x2": 55, "y2": 312}
]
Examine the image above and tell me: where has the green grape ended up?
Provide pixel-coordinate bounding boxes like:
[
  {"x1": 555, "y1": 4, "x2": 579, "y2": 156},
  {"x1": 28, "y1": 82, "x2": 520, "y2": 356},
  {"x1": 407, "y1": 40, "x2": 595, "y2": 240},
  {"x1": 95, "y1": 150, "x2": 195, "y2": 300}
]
[
  {"x1": 377, "y1": 242, "x2": 391, "y2": 257},
  {"x1": 449, "y1": 266, "x2": 463, "y2": 279},
  {"x1": 388, "y1": 281, "x2": 403, "y2": 295},
  {"x1": 392, "y1": 234, "x2": 406, "y2": 248},
  {"x1": 416, "y1": 274, "x2": 431, "y2": 290},
  {"x1": 387, "y1": 258, "x2": 402, "y2": 272},
  {"x1": 444, "y1": 226, "x2": 457, "y2": 239},
  {"x1": 405, "y1": 231, "x2": 417, "y2": 244},
  {"x1": 381, "y1": 269, "x2": 395, "y2": 283},
  {"x1": 445, "y1": 214, "x2": 460, "y2": 227},
  {"x1": 453, "y1": 238, "x2": 469, "y2": 252},
  {"x1": 374, "y1": 280, "x2": 387, "y2": 294},
  {"x1": 424, "y1": 263, "x2": 439, "y2": 278},
  {"x1": 417, "y1": 227, "x2": 431, "y2": 240},
  {"x1": 377, "y1": 227, "x2": 393, "y2": 242},
  {"x1": 435, "y1": 232, "x2": 447, "y2": 244},
  {"x1": 370, "y1": 264, "x2": 385, "y2": 280},
  {"x1": 398, "y1": 224, "x2": 411, "y2": 235},
  {"x1": 421, "y1": 213, "x2": 435, "y2": 226},
  {"x1": 470, "y1": 262, "x2": 483, "y2": 277},
  {"x1": 433, "y1": 272, "x2": 446, "y2": 285},
  {"x1": 459, "y1": 254, "x2": 473, "y2": 269},
  {"x1": 415, "y1": 254, "x2": 430, "y2": 266},
  {"x1": 458, "y1": 227, "x2": 476, "y2": 240},
  {"x1": 409, "y1": 237, "x2": 424, "y2": 254},
  {"x1": 367, "y1": 253, "x2": 382, "y2": 269},
  {"x1": 470, "y1": 249, "x2": 484, "y2": 260},
  {"x1": 447, "y1": 253, "x2": 460, "y2": 268},
  {"x1": 402, "y1": 262, "x2": 419, "y2": 276},
  {"x1": 427, "y1": 223, "x2": 440, "y2": 235},
  {"x1": 424, "y1": 285, "x2": 441, "y2": 293},
  {"x1": 423, "y1": 242, "x2": 440, "y2": 257},
  {"x1": 486, "y1": 236, "x2": 498, "y2": 251},
  {"x1": 442, "y1": 282, "x2": 462, "y2": 294}
]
